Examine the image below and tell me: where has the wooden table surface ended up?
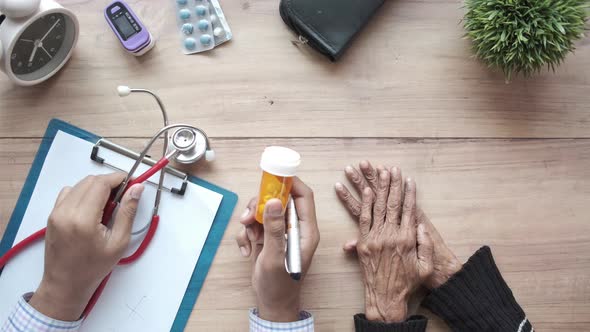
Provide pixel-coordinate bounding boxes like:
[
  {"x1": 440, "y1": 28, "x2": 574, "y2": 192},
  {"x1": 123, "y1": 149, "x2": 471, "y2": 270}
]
[{"x1": 1, "y1": 1, "x2": 589, "y2": 331}]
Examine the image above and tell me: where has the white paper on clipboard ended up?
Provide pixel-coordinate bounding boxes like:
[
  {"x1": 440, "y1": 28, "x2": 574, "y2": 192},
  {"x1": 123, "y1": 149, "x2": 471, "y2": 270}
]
[{"x1": 0, "y1": 130, "x2": 223, "y2": 332}]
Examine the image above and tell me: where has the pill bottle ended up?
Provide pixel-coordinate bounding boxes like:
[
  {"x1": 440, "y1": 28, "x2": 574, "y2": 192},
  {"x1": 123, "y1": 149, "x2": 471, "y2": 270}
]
[{"x1": 255, "y1": 146, "x2": 301, "y2": 223}]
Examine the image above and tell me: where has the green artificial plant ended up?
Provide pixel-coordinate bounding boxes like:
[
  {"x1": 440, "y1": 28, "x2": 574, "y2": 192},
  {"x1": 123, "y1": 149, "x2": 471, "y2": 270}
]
[{"x1": 463, "y1": 0, "x2": 589, "y2": 80}]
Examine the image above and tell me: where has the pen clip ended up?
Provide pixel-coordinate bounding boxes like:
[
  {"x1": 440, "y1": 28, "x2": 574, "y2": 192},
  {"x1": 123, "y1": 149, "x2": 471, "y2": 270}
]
[
  {"x1": 284, "y1": 242, "x2": 292, "y2": 273},
  {"x1": 285, "y1": 197, "x2": 302, "y2": 281}
]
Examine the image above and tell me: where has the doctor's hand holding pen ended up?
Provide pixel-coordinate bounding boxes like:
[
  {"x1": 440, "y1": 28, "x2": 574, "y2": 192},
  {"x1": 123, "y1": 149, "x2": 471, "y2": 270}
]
[
  {"x1": 28, "y1": 173, "x2": 144, "y2": 322},
  {"x1": 236, "y1": 177, "x2": 320, "y2": 329}
]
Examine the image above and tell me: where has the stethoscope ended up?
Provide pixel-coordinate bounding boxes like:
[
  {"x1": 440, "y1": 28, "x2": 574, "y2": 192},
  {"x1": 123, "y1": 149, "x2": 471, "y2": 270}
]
[
  {"x1": 0, "y1": 86, "x2": 214, "y2": 316},
  {"x1": 105, "y1": 86, "x2": 215, "y2": 240}
]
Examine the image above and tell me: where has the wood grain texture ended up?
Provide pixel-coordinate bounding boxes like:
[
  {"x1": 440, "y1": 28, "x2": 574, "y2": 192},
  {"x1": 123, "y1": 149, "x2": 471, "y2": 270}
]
[
  {"x1": 1, "y1": 138, "x2": 589, "y2": 331},
  {"x1": 1, "y1": 0, "x2": 589, "y2": 330},
  {"x1": 0, "y1": 0, "x2": 589, "y2": 138}
]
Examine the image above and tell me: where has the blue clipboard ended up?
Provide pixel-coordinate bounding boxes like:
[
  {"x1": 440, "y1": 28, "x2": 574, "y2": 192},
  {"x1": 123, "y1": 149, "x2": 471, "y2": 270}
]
[{"x1": 0, "y1": 119, "x2": 238, "y2": 332}]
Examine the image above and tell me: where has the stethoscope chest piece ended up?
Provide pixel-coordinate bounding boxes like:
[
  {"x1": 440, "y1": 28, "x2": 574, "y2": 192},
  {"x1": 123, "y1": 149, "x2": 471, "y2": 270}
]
[{"x1": 170, "y1": 127, "x2": 211, "y2": 164}]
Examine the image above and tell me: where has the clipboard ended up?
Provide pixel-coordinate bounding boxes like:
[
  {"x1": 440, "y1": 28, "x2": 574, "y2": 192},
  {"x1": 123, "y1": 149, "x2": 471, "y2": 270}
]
[{"x1": 0, "y1": 119, "x2": 238, "y2": 332}]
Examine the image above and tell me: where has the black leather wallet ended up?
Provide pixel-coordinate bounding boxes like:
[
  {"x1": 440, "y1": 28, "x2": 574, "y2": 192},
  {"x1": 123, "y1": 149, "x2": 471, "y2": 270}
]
[{"x1": 280, "y1": 0, "x2": 385, "y2": 61}]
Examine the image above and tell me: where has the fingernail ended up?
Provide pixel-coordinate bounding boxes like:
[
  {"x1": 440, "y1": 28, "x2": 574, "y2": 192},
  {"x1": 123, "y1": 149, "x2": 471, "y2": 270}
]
[
  {"x1": 335, "y1": 182, "x2": 343, "y2": 190},
  {"x1": 240, "y1": 246, "x2": 249, "y2": 257},
  {"x1": 345, "y1": 166, "x2": 354, "y2": 174},
  {"x1": 246, "y1": 227, "x2": 255, "y2": 241},
  {"x1": 360, "y1": 160, "x2": 369, "y2": 168},
  {"x1": 380, "y1": 171, "x2": 388, "y2": 180},
  {"x1": 240, "y1": 208, "x2": 250, "y2": 220},
  {"x1": 129, "y1": 184, "x2": 144, "y2": 200},
  {"x1": 266, "y1": 199, "x2": 283, "y2": 217}
]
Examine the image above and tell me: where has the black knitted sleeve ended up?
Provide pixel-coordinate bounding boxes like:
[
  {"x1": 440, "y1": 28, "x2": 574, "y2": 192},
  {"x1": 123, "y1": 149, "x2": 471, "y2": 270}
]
[
  {"x1": 353, "y1": 314, "x2": 428, "y2": 332},
  {"x1": 422, "y1": 246, "x2": 533, "y2": 332}
]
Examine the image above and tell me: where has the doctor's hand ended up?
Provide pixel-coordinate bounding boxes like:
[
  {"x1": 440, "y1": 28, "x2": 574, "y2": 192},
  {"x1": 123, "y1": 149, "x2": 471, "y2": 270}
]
[
  {"x1": 335, "y1": 165, "x2": 434, "y2": 323},
  {"x1": 235, "y1": 177, "x2": 320, "y2": 322},
  {"x1": 335, "y1": 161, "x2": 462, "y2": 290},
  {"x1": 29, "y1": 173, "x2": 144, "y2": 321}
]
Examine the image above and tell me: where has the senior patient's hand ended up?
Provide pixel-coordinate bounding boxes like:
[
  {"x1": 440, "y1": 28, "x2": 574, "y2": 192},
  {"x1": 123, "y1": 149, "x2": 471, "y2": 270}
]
[
  {"x1": 335, "y1": 161, "x2": 462, "y2": 289},
  {"x1": 336, "y1": 165, "x2": 434, "y2": 322},
  {"x1": 236, "y1": 177, "x2": 320, "y2": 322},
  {"x1": 414, "y1": 209, "x2": 462, "y2": 288},
  {"x1": 29, "y1": 174, "x2": 144, "y2": 321}
]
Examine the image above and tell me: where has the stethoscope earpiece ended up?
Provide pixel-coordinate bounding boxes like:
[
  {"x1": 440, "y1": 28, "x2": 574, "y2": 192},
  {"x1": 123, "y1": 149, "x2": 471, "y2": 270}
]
[
  {"x1": 205, "y1": 149, "x2": 215, "y2": 162},
  {"x1": 117, "y1": 85, "x2": 132, "y2": 97},
  {"x1": 0, "y1": 0, "x2": 41, "y2": 18}
]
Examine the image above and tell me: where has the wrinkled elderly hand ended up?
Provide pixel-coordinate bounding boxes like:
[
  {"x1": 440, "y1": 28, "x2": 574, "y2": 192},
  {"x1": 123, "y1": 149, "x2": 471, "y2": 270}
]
[
  {"x1": 236, "y1": 177, "x2": 320, "y2": 322},
  {"x1": 415, "y1": 209, "x2": 462, "y2": 289},
  {"x1": 335, "y1": 161, "x2": 462, "y2": 290},
  {"x1": 335, "y1": 164, "x2": 433, "y2": 322}
]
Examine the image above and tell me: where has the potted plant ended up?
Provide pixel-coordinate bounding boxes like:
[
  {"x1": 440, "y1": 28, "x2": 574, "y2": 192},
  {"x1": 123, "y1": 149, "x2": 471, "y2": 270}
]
[{"x1": 463, "y1": 0, "x2": 588, "y2": 81}]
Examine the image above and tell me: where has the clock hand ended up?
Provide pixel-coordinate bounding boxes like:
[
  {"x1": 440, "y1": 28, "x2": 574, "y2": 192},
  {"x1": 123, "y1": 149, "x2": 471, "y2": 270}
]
[
  {"x1": 29, "y1": 44, "x2": 39, "y2": 63},
  {"x1": 41, "y1": 19, "x2": 61, "y2": 42},
  {"x1": 40, "y1": 45, "x2": 53, "y2": 59}
]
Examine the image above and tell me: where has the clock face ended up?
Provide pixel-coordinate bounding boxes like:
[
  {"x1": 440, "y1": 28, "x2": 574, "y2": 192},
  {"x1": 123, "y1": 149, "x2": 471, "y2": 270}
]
[{"x1": 10, "y1": 13, "x2": 69, "y2": 76}]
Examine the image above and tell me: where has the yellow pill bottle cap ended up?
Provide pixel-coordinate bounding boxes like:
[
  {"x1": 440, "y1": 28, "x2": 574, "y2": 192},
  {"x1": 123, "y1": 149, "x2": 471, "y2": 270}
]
[{"x1": 260, "y1": 146, "x2": 301, "y2": 177}]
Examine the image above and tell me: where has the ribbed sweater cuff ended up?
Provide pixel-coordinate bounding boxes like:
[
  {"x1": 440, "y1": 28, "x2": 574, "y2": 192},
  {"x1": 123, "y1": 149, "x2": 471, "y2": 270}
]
[
  {"x1": 422, "y1": 246, "x2": 532, "y2": 332},
  {"x1": 354, "y1": 314, "x2": 428, "y2": 332}
]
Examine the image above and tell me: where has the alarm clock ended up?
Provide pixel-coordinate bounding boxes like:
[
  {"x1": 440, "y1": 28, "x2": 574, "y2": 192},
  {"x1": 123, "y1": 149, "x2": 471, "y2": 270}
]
[{"x1": 0, "y1": 0, "x2": 79, "y2": 86}]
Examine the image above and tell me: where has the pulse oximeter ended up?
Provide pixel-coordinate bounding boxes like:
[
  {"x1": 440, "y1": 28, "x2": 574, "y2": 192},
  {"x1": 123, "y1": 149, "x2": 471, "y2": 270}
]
[{"x1": 104, "y1": 1, "x2": 155, "y2": 56}]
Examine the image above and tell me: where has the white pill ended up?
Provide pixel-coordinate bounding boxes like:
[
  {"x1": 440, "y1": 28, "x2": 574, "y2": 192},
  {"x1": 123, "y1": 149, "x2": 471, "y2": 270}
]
[
  {"x1": 210, "y1": 14, "x2": 217, "y2": 23},
  {"x1": 213, "y1": 27, "x2": 224, "y2": 37}
]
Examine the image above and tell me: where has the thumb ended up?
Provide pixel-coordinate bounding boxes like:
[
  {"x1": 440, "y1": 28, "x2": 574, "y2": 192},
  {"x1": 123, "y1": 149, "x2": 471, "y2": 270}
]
[
  {"x1": 416, "y1": 222, "x2": 434, "y2": 281},
  {"x1": 111, "y1": 184, "x2": 144, "y2": 246},
  {"x1": 262, "y1": 199, "x2": 286, "y2": 256},
  {"x1": 343, "y1": 238, "x2": 358, "y2": 253}
]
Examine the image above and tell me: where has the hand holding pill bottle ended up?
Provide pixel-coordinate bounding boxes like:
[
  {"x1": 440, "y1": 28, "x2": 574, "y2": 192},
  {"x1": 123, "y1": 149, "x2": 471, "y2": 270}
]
[{"x1": 256, "y1": 147, "x2": 301, "y2": 223}]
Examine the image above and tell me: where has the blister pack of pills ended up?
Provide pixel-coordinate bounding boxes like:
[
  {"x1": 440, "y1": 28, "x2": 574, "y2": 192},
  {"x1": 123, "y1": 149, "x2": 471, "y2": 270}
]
[
  {"x1": 209, "y1": 0, "x2": 233, "y2": 46},
  {"x1": 174, "y1": 0, "x2": 232, "y2": 54}
]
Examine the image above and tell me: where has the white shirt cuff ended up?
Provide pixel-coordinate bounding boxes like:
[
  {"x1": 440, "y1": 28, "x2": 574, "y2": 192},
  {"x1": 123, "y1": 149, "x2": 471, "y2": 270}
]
[
  {"x1": 1, "y1": 293, "x2": 83, "y2": 332},
  {"x1": 249, "y1": 308, "x2": 314, "y2": 332}
]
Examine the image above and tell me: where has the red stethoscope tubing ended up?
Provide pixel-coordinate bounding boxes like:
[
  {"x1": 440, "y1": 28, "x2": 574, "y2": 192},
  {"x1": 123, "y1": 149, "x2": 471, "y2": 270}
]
[
  {"x1": 0, "y1": 156, "x2": 171, "y2": 316},
  {"x1": 0, "y1": 215, "x2": 160, "y2": 317},
  {"x1": 0, "y1": 228, "x2": 47, "y2": 269},
  {"x1": 83, "y1": 215, "x2": 160, "y2": 316}
]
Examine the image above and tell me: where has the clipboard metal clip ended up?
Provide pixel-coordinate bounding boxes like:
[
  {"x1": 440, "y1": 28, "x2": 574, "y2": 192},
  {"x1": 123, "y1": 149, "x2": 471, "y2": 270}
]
[{"x1": 90, "y1": 138, "x2": 188, "y2": 196}]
